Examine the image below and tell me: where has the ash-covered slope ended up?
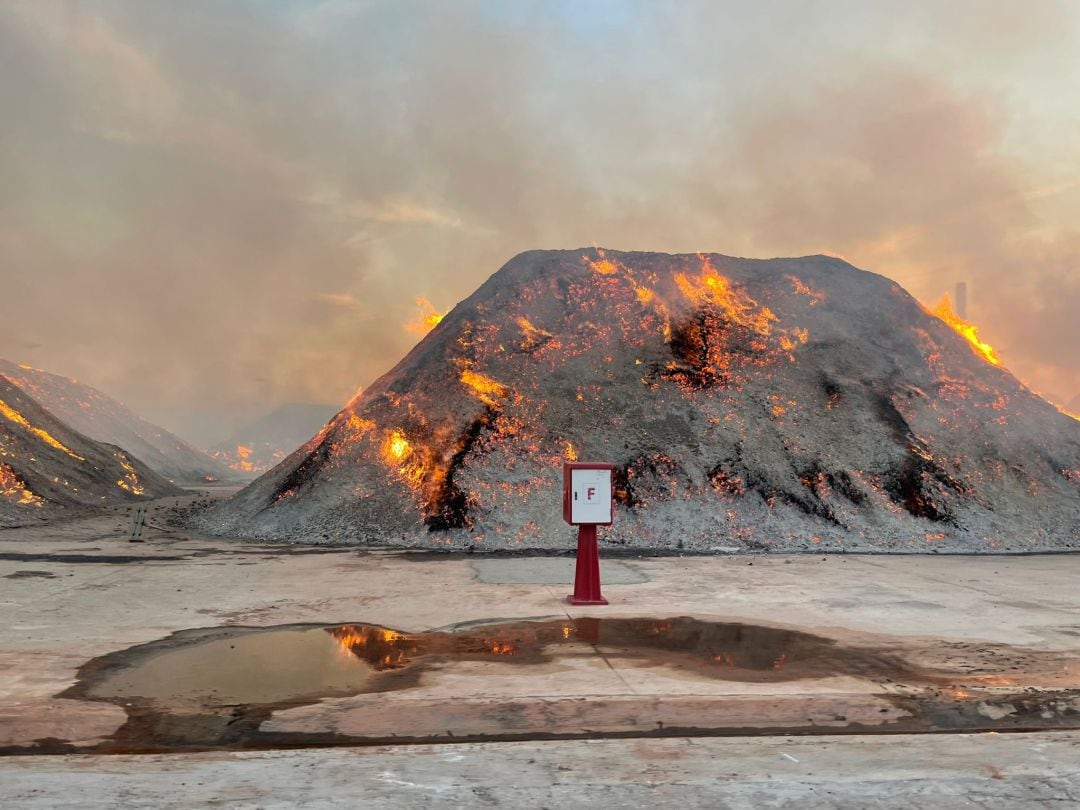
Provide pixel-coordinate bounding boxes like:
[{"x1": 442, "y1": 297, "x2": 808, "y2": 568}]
[
  {"x1": 0, "y1": 376, "x2": 181, "y2": 527},
  {"x1": 210, "y1": 403, "x2": 338, "y2": 476},
  {"x1": 0, "y1": 360, "x2": 229, "y2": 484},
  {"x1": 193, "y1": 249, "x2": 1080, "y2": 552}
]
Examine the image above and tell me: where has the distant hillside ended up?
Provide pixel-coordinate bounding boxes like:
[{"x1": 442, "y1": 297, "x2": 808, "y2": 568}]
[
  {"x1": 211, "y1": 403, "x2": 338, "y2": 476},
  {"x1": 0, "y1": 360, "x2": 229, "y2": 484},
  {"x1": 1, "y1": 375, "x2": 181, "y2": 527}
]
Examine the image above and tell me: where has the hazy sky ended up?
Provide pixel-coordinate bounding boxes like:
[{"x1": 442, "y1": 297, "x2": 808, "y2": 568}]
[{"x1": 2, "y1": 0, "x2": 1079, "y2": 446}]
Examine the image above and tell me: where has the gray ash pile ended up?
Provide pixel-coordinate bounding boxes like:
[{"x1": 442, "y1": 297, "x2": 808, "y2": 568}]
[
  {"x1": 0, "y1": 375, "x2": 180, "y2": 527},
  {"x1": 191, "y1": 249, "x2": 1080, "y2": 552}
]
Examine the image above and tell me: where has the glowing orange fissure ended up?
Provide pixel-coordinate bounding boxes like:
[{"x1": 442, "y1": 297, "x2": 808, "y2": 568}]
[
  {"x1": 931, "y1": 295, "x2": 999, "y2": 366},
  {"x1": 0, "y1": 398, "x2": 85, "y2": 460}
]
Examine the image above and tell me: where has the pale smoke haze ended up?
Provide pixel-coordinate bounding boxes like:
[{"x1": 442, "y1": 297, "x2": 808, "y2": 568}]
[{"x1": 1, "y1": 0, "x2": 1078, "y2": 443}]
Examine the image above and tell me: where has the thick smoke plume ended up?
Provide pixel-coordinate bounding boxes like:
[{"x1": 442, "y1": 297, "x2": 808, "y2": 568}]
[{"x1": 1, "y1": 1, "x2": 1077, "y2": 443}]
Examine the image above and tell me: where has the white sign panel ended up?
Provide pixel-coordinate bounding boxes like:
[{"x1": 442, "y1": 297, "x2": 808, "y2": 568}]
[{"x1": 570, "y1": 467, "x2": 612, "y2": 524}]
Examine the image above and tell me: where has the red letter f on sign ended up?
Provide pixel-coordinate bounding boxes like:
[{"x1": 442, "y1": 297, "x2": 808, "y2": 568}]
[{"x1": 587, "y1": 487, "x2": 596, "y2": 500}]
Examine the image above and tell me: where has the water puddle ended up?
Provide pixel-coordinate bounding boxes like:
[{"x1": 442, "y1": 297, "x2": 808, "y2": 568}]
[
  {"x1": 44, "y1": 616, "x2": 1080, "y2": 755},
  {"x1": 78, "y1": 617, "x2": 911, "y2": 711}
]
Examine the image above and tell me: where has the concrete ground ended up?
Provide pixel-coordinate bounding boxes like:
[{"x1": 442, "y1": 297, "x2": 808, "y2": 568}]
[
  {"x1": 4, "y1": 733, "x2": 1080, "y2": 808},
  {"x1": 1, "y1": 495, "x2": 1079, "y2": 805}
]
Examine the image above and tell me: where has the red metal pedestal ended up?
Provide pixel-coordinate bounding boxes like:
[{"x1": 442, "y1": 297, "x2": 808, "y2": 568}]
[{"x1": 568, "y1": 524, "x2": 608, "y2": 605}]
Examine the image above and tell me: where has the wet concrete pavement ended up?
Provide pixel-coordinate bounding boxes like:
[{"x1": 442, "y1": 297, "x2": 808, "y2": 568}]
[{"x1": 1, "y1": 498, "x2": 1080, "y2": 801}]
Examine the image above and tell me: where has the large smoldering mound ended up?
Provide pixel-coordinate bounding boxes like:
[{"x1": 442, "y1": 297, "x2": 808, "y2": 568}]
[
  {"x1": 191, "y1": 249, "x2": 1080, "y2": 552},
  {"x1": 0, "y1": 375, "x2": 181, "y2": 527}
]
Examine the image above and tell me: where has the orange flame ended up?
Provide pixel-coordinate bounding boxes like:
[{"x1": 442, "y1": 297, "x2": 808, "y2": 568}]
[
  {"x1": 406, "y1": 297, "x2": 448, "y2": 335},
  {"x1": 931, "y1": 295, "x2": 999, "y2": 366},
  {"x1": 674, "y1": 256, "x2": 777, "y2": 336}
]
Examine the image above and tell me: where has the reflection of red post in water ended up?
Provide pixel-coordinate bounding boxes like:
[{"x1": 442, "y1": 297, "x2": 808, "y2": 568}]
[
  {"x1": 569, "y1": 524, "x2": 608, "y2": 605},
  {"x1": 573, "y1": 616, "x2": 601, "y2": 644}
]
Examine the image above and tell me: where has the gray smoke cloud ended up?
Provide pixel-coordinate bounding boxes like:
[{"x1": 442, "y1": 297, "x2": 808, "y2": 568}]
[{"x1": 1, "y1": 0, "x2": 1078, "y2": 446}]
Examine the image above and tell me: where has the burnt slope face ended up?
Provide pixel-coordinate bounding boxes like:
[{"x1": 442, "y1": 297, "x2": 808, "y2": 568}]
[
  {"x1": 192, "y1": 249, "x2": 1080, "y2": 552},
  {"x1": 0, "y1": 376, "x2": 181, "y2": 527},
  {"x1": 0, "y1": 359, "x2": 229, "y2": 485}
]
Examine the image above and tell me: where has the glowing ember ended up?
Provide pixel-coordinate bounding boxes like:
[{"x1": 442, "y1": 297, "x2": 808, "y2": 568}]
[
  {"x1": 406, "y1": 297, "x2": 448, "y2": 335},
  {"x1": 459, "y1": 368, "x2": 510, "y2": 407},
  {"x1": 516, "y1": 317, "x2": 554, "y2": 351},
  {"x1": 931, "y1": 295, "x2": 999, "y2": 366},
  {"x1": 0, "y1": 397, "x2": 85, "y2": 460},
  {"x1": 114, "y1": 451, "x2": 145, "y2": 496},
  {"x1": 585, "y1": 248, "x2": 620, "y2": 275},
  {"x1": 0, "y1": 462, "x2": 42, "y2": 507},
  {"x1": 383, "y1": 429, "x2": 412, "y2": 462}
]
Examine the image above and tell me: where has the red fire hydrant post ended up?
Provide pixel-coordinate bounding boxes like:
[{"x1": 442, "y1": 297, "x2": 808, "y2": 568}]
[
  {"x1": 570, "y1": 523, "x2": 608, "y2": 605},
  {"x1": 562, "y1": 462, "x2": 614, "y2": 606}
]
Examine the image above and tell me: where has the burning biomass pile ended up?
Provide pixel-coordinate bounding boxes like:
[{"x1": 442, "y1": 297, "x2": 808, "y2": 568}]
[
  {"x1": 193, "y1": 249, "x2": 1080, "y2": 552},
  {"x1": 0, "y1": 375, "x2": 180, "y2": 527},
  {"x1": 0, "y1": 359, "x2": 229, "y2": 485}
]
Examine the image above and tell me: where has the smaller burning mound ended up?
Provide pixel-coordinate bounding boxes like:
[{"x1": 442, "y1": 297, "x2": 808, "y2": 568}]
[
  {"x1": 0, "y1": 375, "x2": 180, "y2": 527},
  {"x1": 210, "y1": 403, "x2": 338, "y2": 476},
  {"x1": 193, "y1": 249, "x2": 1080, "y2": 552},
  {"x1": 0, "y1": 360, "x2": 228, "y2": 485}
]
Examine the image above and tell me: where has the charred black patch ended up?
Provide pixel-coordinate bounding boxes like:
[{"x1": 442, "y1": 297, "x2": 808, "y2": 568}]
[
  {"x1": 763, "y1": 485, "x2": 844, "y2": 527},
  {"x1": 707, "y1": 464, "x2": 745, "y2": 496},
  {"x1": 271, "y1": 441, "x2": 331, "y2": 506},
  {"x1": 424, "y1": 409, "x2": 495, "y2": 531},
  {"x1": 885, "y1": 455, "x2": 962, "y2": 523},
  {"x1": 872, "y1": 394, "x2": 965, "y2": 523},
  {"x1": 613, "y1": 454, "x2": 683, "y2": 507},
  {"x1": 827, "y1": 470, "x2": 869, "y2": 506},
  {"x1": 820, "y1": 375, "x2": 844, "y2": 410},
  {"x1": 612, "y1": 464, "x2": 636, "y2": 508},
  {"x1": 666, "y1": 311, "x2": 718, "y2": 388},
  {"x1": 798, "y1": 464, "x2": 868, "y2": 508},
  {"x1": 724, "y1": 464, "x2": 843, "y2": 527}
]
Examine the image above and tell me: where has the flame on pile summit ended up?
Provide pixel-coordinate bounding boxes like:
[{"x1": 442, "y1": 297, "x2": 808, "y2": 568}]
[{"x1": 193, "y1": 249, "x2": 1080, "y2": 553}]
